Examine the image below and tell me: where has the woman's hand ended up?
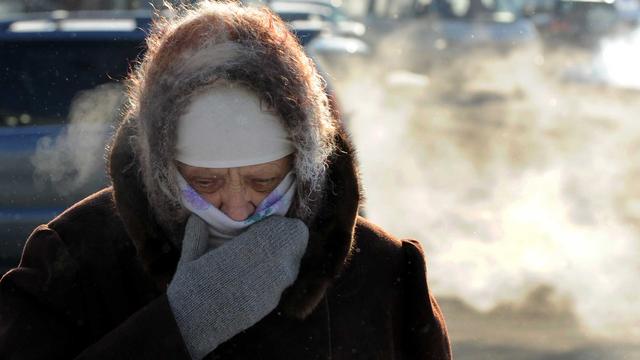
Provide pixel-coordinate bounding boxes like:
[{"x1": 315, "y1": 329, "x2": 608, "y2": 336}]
[{"x1": 166, "y1": 214, "x2": 308, "y2": 360}]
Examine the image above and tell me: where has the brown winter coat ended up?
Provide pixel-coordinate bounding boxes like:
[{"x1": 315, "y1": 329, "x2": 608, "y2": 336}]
[{"x1": 0, "y1": 121, "x2": 451, "y2": 359}]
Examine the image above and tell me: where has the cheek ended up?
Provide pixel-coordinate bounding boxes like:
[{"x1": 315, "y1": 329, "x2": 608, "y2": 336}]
[
  {"x1": 248, "y1": 190, "x2": 270, "y2": 206},
  {"x1": 201, "y1": 192, "x2": 222, "y2": 208}
]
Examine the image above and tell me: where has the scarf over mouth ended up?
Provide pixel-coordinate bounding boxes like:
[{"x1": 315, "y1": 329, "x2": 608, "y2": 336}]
[{"x1": 176, "y1": 171, "x2": 297, "y2": 248}]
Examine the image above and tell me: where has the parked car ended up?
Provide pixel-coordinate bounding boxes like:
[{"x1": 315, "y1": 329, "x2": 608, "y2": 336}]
[
  {"x1": 269, "y1": 0, "x2": 367, "y2": 37},
  {"x1": 526, "y1": 0, "x2": 632, "y2": 45},
  {"x1": 262, "y1": 0, "x2": 371, "y2": 77},
  {"x1": 371, "y1": 0, "x2": 539, "y2": 71},
  {"x1": 420, "y1": 0, "x2": 538, "y2": 46},
  {"x1": 548, "y1": 0, "x2": 620, "y2": 44},
  {"x1": 0, "y1": 10, "x2": 152, "y2": 271}
]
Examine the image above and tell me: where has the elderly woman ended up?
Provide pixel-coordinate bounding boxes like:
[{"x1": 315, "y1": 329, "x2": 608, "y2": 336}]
[{"x1": 0, "y1": 2, "x2": 451, "y2": 359}]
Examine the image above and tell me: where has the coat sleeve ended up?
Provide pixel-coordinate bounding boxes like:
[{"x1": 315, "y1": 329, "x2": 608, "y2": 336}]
[
  {"x1": 401, "y1": 239, "x2": 452, "y2": 360},
  {"x1": 0, "y1": 226, "x2": 191, "y2": 360}
]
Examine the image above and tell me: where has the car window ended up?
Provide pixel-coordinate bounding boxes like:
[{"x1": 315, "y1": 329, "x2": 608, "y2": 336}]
[
  {"x1": 0, "y1": 0, "x2": 167, "y2": 17},
  {"x1": 1, "y1": 40, "x2": 142, "y2": 127},
  {"x1": 435, "y1": 0, "x2": 524, "y2": 18}
]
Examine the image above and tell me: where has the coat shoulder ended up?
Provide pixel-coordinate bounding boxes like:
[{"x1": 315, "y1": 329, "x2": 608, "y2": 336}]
[
  {"x1": 49, "y1": 187, "x2": 119, "y2": 228},
  {"x1": 45, "y1": 187, "x2": 134, "y2": 264},
  {"x1": 353, "y1": 216, "x2": 404, "y2": 259},
  {"x1": 353, "y1": 217, "x2": 432, "y2": 265},
  {"x1": 349, "y1": 217, "x2": 452, "y2": 359},
  {"x1": 338, "y1": 216, "x2": 408, "y2": 285}
]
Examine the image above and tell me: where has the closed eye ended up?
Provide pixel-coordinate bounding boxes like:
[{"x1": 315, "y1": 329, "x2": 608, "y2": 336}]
[
  {"x1": 191, "y1": 178, "x2": 224, "y2": 193},
  {"x1": 250, "y1": 177, "x2": 278, "y2": 193}
]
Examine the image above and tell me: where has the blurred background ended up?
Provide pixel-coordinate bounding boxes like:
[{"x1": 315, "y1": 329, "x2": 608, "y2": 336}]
[{"x1": 1, "y1": 0, "x2": 639, "y2": 358}]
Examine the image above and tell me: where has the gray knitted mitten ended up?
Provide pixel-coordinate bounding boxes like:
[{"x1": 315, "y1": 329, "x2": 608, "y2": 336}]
[{"x1": 167, "y1": 214, "x2": 309, "y2": 360}]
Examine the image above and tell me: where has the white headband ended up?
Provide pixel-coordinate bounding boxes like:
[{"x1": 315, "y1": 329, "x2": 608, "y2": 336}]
[{"x1": 175, "y1": 85, "x2": 295, "y2": 168}]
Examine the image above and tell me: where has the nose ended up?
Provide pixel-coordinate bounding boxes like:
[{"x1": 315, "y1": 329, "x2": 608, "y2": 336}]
[
  {"x1": 221, "y1": 197, "x2": 255, "y2": 221},
  {"x1": 219, "y1": 174, "x2": 255, "y2": 221}
]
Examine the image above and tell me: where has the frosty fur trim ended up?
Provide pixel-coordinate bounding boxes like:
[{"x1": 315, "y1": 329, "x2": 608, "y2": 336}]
[{"x1": 122, "y1": 1, "x2": 337, "y2": 232}]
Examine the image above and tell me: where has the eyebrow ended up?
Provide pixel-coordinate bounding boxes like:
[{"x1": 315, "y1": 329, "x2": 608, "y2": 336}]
[
  {"x1": 241, "y1": 163, "x2": 285, "y2": 175},
  {"x1": 241, "y1": 169, "x2": 283, "y2": 179},
  {"x1": 178, "y1": 158, "x2": 291, "y2": 178},
  {"x1": 187, "y1": 169, "x2": 227, "y2": 178}
]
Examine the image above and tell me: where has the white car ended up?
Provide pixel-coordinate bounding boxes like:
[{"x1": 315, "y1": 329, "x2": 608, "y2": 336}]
[{"x1": 269, "y1": 0, "x2": 367, "y2": 37}]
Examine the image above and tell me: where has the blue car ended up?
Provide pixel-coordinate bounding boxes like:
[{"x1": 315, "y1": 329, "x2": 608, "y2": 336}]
[{"x1": 0, "y1": 11, "x2": 154, "y2": 271}]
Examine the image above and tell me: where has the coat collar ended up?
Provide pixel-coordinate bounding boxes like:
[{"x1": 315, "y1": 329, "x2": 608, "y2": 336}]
[{"x1": 108, "y1": 118, "x2": 361, "y2": 319}]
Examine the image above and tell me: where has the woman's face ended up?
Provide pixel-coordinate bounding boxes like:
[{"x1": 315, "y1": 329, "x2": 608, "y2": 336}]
[{"x1": 177, "y1": 155, "x2": 293, "y2": 221}]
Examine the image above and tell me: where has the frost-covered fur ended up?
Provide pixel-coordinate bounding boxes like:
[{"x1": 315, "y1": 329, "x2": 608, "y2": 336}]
[{"x1": 122, "y1": 1, "x2": 337, "y2": 232}]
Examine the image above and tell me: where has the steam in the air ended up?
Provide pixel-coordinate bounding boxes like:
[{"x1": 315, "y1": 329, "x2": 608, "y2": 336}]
[
  {"x1": 31, "y1": 83, "x2": 123, "y2": 195},
  {"x1": 327, "y1": 28, "x2": 640, "y2": 342}
]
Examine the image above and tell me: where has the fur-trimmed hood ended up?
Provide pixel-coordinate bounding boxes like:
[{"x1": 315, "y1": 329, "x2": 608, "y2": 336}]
[{"x1": 107, "y1": 1, "x2": 362, "y2": 319}]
